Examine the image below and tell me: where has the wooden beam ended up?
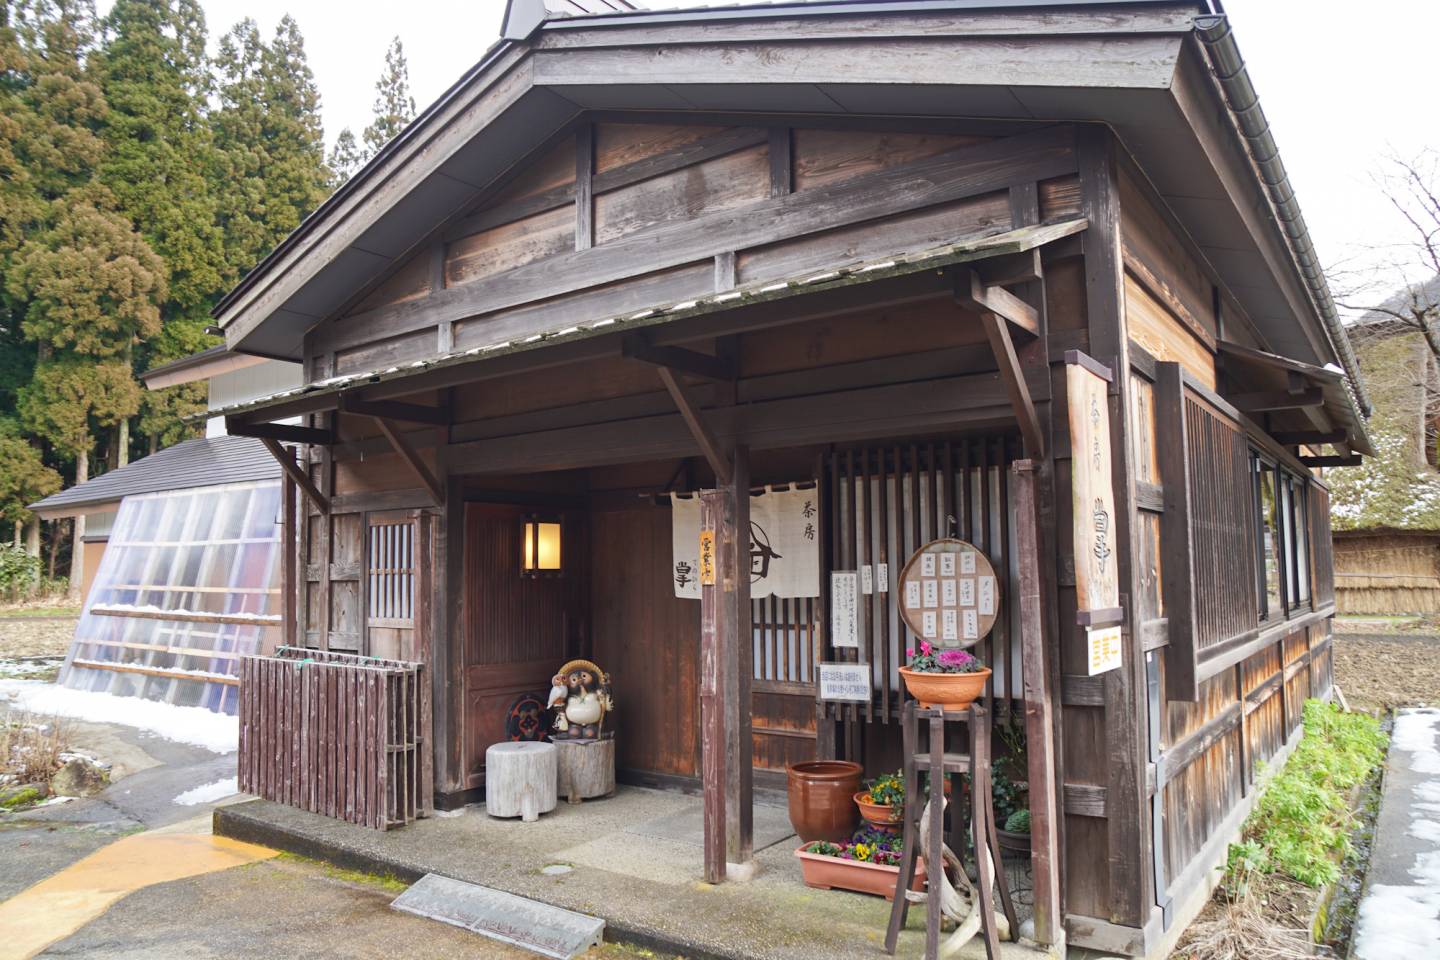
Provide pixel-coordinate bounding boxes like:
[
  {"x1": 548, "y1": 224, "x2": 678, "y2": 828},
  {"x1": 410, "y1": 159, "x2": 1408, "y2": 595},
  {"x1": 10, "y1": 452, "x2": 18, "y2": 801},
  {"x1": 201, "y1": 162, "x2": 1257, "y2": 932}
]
[
  {"x1": 1271, "y1": 429, "x2": 1346, "y2": 446},
  {"x1": 259, "y1": 437, "x2": 330, "y2": 515},
  {"x1": 226, "y1": 416, "x2": 333, "y2": 446},
  {"x1": 657, "y1": 367, "x2": 732, "y2": 485},
  {"x1": 372, "y1": 417, "x2": 445, "y2": 506},
  {"x1": 623, "y1": 334, "x2": 736, "y2": 382},
  {"x1": 575, "y1": 123, "x2": 594, "y2": 252},
  {"x1": 1228, "y1": 388, "x2": 1324, "y2": 412},
  {"x1": 974, "y1": 248, "x2": 1042, "y2": 287},
  {"x1": 1301, "y1": 454, "x2": 1362, "y2": 468},
  {"x1": 338, "y1": 395, "x2": 450, "y2": 426},
  {"x1": 1013, "y1": 459, "x2": 1062, "y2": 946},
  {"x1": 961, "y1": 268, "x2": 1040, "y2": 335},
  {"x1": 1155, "y1": 363, "x2": 1198, "y2": 702},
  {"x1": 967, "y1": 290, "x2": 1044, "y2": 456},
  {"x1": 768, "y1": 127, "x2": 792, "y2": 198}
]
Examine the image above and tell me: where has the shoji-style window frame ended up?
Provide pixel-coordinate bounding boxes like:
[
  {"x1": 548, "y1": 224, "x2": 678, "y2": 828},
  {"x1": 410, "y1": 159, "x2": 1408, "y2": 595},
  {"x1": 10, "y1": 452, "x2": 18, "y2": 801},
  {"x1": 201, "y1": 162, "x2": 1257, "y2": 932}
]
[{"x1": 366, "y1": 511, "x2": 417, "y2": 628}]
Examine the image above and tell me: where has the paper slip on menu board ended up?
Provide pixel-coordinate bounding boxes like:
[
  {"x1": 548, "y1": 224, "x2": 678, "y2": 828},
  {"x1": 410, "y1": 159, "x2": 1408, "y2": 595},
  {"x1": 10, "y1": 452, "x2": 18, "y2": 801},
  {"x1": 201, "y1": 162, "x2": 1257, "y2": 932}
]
[{"x1": 896, "y1": 538, "x2": 1000, "y2": 645}]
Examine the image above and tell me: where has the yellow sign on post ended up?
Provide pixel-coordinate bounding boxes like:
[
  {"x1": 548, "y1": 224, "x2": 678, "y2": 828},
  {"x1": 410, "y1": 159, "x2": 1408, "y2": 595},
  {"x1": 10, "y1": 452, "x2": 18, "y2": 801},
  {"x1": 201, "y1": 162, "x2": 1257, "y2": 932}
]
[
  {"x1": 1087, "y1": 625, "x2": 1123, "y2": 676},
  {"x1": 698, "y1": 529, "x2": 716, "y2": 586}
]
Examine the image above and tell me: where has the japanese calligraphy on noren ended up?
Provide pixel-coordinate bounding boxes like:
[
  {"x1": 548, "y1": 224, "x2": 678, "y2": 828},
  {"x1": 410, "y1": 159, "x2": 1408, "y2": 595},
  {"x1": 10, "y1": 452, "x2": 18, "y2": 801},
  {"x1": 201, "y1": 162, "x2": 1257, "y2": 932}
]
[
  {"x1": 671, "y1": 487, "x2": 820, "y2": 599},
  {"x1": 1066, "y1": 354, "x2": 1120, "y2": 641},
  {"x1": 896, "y1": 538, "x2": 1000, "y2": 648}
]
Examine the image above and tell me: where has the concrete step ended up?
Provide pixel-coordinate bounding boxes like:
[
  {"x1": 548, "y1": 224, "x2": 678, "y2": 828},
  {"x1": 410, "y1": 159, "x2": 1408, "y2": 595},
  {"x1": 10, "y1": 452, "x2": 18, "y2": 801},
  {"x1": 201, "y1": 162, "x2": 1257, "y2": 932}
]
[{"x1": 391, "y1": 873, "x2": 605, "y2": 959}]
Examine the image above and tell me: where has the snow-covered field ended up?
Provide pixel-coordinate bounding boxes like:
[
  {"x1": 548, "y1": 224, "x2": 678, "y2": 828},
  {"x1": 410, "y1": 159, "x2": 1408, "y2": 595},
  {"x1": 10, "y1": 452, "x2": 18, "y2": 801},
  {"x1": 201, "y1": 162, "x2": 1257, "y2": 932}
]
[{"x1": 0, "y1": 679, "x2": 238, "y2": 754}]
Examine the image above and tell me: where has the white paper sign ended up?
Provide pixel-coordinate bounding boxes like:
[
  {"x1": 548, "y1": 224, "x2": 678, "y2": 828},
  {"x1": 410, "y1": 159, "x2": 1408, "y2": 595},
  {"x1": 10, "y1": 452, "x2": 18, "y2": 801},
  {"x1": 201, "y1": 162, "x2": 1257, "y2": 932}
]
[
  {"x1": 818, "y1": 662, "x2": 871, "y2": 702},
  {"x1": 860, "y1": 564, "x2": 874, "y2": 595},
  {"x1": 877, "y1": 563, "x2": 889, "y2": 592},
  {"x1": 831, "y1": 571, "x2": 859, "y2": 648},
  {"x1": 960, "y1": 551, "x2": 977, "y2": 575},
  {"x1": 923, "y1": 580, "x2": 938, "y2": 608},
  {"x1": 942, "y1": 609, "x2": 958, "y2": 641},
  {"x1": 1087, "y1": 625, "x2": 1123, "y2": 675},
  {"x1": 959, "y1": 578, "x2": 975, "y2": 607},
  {"x1": 942, "y1": 579, "x2": 957, "y2": 606},
  {"x1": 978, "y1": 576, "x2": 996, "y2": 616},
  {"x1": 671, "y1": 488, "x2": 821, "y2": 599},
  {"x1": 940, "y1": 553, "x2": 956, "y2": 577},
  {"x1": 963, "y1": 609, "x2": 979, "y2": 640},
  {"x1": 905, "y1": 581, "x2": 921, "y2": 609},
  {"x1": 921, "y1": 554, "x2": 937, "y2": 577},
  {"x1": 922, "y1": 611, "x2": 938, "y2": 639}
]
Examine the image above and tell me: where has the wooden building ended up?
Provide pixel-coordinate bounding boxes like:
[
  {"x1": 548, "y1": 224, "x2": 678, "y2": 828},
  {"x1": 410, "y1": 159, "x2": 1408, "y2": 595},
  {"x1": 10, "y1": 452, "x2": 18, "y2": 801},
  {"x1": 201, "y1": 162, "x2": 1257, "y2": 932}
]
[{"x1": 215, "y1": 2, "x2": 1370, "y2": 955}]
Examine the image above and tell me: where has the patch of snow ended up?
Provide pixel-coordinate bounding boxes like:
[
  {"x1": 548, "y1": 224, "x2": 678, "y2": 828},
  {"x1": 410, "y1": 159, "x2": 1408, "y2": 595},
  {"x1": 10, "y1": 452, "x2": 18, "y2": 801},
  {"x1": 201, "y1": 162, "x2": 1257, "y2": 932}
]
[
  {"x1": 0, "y1": 659, "x2": 61, "y2": 676},
  {"x1": 1354, "y1": 709, "x2": 1440, "y2": 958},
  {"x1": 173, "y1": 776, "x2": 239, "y2": 806},
  {"x1": 0, "y1": 680, "x2": 238, "y2": 754}
]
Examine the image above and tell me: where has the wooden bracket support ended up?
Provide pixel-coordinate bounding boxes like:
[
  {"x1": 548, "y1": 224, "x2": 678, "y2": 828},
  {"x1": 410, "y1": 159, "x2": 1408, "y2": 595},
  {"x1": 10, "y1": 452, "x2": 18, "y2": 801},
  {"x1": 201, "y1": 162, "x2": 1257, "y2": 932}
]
[
  {"x1": 227, "y1": 416, "x2": 333, "y2": 446},
  {"x1": 624, "y1": 333, "x2": 737, "y2": 382},
  {"x1": 960, "y1": 268, "x2": 1040, "y2": 335},
  {"x1": 1229, "y1": 388, "x2": 1324, "y2": 412},
  {"x1": 1300, "y1": 454, "x2": 1362, "y2": 468},
  {"x1": 259, "y1": 437, "x2": 330, "y2": 515},
  {"x1": 964, "y1": 290, "x2": 1045, "y2": 457},
  {"x1": 372, "y1": 417, "x2": 445, "y2": 506},
  {"x1": 339, "y1": 394, "x2": 450, "y2": 426},
  {"x1": 657, "y1": 366, "x2": 733, "y2": 485},
  {"x1": 1270, "y1": 429, "x2": 1346, "y2": 446}
]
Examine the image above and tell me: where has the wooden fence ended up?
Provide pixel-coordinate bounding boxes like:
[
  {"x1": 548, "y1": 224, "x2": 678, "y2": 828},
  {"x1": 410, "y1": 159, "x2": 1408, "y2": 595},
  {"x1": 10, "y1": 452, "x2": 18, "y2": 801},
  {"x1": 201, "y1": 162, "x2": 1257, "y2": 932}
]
[{"x1": 238, "y1": 647, "x2": 432, "y2": 829}]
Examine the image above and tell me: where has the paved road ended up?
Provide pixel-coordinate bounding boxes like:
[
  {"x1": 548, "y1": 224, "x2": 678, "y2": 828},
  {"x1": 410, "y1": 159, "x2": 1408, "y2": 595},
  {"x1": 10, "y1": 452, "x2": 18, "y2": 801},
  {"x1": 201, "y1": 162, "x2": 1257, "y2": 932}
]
[
  {"x1": 0, "y1": 713, "x2": 652, "y2": 960},
  {"x1": 1352, "y1": 707, "x2": 1440, "y2": 958}
]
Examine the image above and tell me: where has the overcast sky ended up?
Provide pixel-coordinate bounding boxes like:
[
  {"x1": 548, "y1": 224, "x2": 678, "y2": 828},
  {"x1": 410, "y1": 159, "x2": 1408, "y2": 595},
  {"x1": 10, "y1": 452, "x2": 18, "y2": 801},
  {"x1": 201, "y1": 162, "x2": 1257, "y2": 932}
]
[{"x1": 99, "y1": 0, "x2": 1438, "y2": 305}]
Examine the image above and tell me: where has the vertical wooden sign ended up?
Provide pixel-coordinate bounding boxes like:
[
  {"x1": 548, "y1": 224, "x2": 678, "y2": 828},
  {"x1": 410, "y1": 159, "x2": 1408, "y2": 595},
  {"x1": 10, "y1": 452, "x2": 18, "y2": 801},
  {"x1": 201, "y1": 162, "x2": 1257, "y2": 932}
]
[{"x1": 1066, "y1": 352, "x2": 1120, "y2": 634}]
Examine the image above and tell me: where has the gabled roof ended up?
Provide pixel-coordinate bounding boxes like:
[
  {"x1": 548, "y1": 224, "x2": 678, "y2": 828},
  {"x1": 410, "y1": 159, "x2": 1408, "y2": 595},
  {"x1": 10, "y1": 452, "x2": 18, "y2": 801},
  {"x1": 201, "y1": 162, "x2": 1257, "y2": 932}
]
[
  {"x1": 29, "y1": 436, "x2": 279, "y2": 519},
  {"x1": 212, "y1": 0, "x2": 1363, "y2": 433}
]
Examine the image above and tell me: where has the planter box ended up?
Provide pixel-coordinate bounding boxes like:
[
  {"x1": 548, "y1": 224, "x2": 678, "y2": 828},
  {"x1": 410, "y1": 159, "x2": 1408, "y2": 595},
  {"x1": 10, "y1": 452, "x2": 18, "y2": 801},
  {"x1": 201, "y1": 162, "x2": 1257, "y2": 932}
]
[{"x1": 794, "y1": 842, "x2": 926, "y2": 900}]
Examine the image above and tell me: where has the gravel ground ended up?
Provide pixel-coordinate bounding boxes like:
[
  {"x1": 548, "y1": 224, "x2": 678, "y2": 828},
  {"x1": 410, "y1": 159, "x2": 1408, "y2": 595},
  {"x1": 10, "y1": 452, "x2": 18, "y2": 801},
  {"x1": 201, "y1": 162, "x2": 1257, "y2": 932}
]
[
  {"x1": 0, "y1": 616, "x2": 77, "y2": 659},
  {"x1": 1332, "y1": 633, "x2": 1440, "y2": 713}
]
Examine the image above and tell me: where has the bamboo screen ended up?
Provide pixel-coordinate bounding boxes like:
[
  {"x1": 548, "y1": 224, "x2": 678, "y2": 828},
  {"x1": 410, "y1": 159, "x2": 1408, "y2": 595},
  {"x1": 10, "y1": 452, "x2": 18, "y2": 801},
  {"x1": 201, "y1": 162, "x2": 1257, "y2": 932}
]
[{"x1": 61, "y1": 480, "x2": 283, "y2": 715}]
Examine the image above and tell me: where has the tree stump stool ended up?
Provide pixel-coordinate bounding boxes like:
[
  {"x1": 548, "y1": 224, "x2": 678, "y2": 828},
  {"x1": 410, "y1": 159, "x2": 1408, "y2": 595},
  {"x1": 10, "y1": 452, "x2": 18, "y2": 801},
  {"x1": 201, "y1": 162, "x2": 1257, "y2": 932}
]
[
  {"x1": 554, "y1": 738, "x2": 616, "y2": 803},
  {"x1": 485, "y1": 741, "x2": 557, "y2": 822}
]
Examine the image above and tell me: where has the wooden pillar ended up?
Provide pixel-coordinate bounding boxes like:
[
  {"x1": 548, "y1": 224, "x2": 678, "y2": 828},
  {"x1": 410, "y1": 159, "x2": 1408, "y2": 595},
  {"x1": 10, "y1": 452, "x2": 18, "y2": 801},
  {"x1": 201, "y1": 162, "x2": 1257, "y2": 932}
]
[
  {"x1": 699, "y1": 446, "x2": 753, "y2": 882},
  {"x1": 1013, "y1": 459, "x2": 1062, "y2": 945},
  {"x1": 1078, "y1": 124, "x2": 1155, "y2": 926},
  {"x1": 282, "y1": 446, "x2": 297, "y2": 648}
]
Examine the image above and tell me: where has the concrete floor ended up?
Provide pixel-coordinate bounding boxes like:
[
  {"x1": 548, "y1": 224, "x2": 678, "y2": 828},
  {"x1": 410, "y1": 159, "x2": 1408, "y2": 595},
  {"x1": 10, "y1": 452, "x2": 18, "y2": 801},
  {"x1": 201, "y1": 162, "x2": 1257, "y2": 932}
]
[{"x1": 217, "y1": 787, "x2": 1050, "y2": 960}]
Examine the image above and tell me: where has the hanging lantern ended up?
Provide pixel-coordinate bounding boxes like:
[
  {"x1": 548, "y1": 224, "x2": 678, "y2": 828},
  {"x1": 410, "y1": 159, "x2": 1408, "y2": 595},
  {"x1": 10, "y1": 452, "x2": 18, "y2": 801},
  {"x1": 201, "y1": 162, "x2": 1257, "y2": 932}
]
[{"x1": 521, "y1": 514, "x2": 562, "y2": 577}]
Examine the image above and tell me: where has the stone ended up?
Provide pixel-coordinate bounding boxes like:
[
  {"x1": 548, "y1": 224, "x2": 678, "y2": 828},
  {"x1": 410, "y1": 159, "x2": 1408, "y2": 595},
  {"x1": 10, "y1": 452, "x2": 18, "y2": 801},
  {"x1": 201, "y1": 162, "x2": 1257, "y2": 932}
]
[
  {"x1": 51, "y1": 757, "x2": 108, "y2": 798},
  {"x1": 391, "y1": 873, "x2": 604, "y2": 959}
]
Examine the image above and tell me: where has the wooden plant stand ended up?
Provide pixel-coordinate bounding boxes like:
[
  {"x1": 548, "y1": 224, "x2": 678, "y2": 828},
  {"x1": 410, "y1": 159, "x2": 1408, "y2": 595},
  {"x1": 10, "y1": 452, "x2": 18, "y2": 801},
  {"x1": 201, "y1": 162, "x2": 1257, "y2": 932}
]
[{"x1": 884, "y1": 701, "x2": 1018, "y2": 960}]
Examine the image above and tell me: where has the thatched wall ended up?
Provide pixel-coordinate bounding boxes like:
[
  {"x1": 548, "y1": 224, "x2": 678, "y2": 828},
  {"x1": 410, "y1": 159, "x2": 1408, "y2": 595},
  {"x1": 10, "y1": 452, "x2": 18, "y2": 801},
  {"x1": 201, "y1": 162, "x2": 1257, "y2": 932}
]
[{"x1": 1334, "y1": 533, "x2": 1440, "y2": 614}]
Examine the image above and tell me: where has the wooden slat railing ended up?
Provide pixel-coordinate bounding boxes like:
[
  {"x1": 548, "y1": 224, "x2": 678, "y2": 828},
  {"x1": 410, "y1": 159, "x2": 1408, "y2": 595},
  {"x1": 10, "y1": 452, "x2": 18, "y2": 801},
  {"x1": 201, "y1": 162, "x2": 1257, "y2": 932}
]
[{"x1": 239, "y1": 647, "x2": 432, "y2": 830}]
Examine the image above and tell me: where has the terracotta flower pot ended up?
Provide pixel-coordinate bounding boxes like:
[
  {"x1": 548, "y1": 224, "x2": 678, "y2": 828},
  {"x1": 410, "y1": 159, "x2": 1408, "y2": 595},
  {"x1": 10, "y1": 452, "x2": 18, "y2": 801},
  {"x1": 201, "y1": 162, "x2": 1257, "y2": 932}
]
[
  {"x1": 899, "y1": 666, "x2": 992, "y2": 712},
  {"x1": 787, "y1": 760, "x2": 862, "y2": 843},
  {"x1": 794, "y1": 842, "x2": 925, "y2": 900},
  {"x1": 854, "y1": 791, "x2": 903, "y2": 833}
]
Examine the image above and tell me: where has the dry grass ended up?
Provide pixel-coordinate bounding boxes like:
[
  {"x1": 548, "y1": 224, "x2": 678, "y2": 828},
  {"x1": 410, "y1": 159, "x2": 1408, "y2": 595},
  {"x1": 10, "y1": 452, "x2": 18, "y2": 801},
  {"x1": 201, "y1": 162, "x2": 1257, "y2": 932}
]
[
  {"x1": 1175, "y1": 888, "x2": 1315, "y2": 960},
  {"x1": 1, "y1": 711, "x2": 69, "y2": 787}
]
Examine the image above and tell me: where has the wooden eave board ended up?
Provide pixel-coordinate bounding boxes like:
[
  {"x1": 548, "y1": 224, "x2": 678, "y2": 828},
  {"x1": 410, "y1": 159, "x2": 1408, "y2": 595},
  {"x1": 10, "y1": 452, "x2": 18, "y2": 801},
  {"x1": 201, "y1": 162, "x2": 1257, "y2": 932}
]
[{"x1": 220, "y1": 217, "x2": 1086, "y2": 426}]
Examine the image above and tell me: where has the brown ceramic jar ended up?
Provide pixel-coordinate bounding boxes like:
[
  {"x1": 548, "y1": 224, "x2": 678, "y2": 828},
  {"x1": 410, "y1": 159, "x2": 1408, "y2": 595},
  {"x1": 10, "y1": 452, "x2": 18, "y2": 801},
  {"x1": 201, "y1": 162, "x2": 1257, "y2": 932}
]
[{"x1": 786, "y1": 760, "x2": 863, "y2": 842}]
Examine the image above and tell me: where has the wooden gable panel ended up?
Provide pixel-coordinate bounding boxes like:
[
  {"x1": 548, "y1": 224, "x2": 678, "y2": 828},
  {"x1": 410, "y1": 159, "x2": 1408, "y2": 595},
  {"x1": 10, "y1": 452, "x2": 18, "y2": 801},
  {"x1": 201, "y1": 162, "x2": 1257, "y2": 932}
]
[
  {"x1": 1119, "y1": 167, "x2": 1215, "y2": 341},
  {"x1": 792, "y1": 128, "x2": 988, "y2": 191},
  {"x1": 595, "y1": 121, "x2": 726, "y2": 173},
  {"x1": 346, "y1": 248, "x2": 432, "y2": 316},
  {"x1": 595, "y1": 143, "x2": 769, "y2": 245},
  {"x1": 447, "y1": 204, "x2": 575, "y2": 286},
  {"x1": 490, "y1": 136, "x2": 576, "y2": 205}
]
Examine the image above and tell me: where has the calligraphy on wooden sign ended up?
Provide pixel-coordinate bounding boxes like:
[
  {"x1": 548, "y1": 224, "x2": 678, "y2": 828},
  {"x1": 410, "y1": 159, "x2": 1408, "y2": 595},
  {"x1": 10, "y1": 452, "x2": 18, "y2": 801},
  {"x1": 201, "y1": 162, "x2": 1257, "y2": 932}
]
[
  {"x1": 896, "y1": 538, "x2": 1000, "y2": 647},
  {"x1": 698, "y1": 530, "x2": 715, "y2": 586},
  {"x1": 1066, "y1": 352, "x2": 1120, "y2": 636}
]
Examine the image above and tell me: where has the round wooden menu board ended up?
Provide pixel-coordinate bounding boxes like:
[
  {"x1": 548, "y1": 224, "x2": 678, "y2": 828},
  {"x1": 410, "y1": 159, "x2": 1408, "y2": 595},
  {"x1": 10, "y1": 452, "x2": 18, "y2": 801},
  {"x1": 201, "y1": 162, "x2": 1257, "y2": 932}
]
[{"x1": 897, "y1": 538, "x2": 1000, "y2": 647}]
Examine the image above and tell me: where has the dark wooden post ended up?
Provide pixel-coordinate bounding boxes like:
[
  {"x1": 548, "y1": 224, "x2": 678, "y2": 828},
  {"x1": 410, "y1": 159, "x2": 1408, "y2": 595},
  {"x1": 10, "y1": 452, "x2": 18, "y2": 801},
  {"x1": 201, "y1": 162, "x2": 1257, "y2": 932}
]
[
  {"x1": 282, "y1": 446, "x2": 297, "y2": 648},
  {"x1": 699, "y1": 446, "x2": 753, "y2": 882},
  {"x1": 1012, "y1": 459, "x2": 1061, "y2": 945}
]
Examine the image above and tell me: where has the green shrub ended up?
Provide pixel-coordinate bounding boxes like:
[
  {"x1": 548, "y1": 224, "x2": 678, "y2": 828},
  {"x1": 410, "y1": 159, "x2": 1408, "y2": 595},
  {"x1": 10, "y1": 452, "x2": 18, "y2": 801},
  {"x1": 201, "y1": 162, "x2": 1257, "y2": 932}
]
[
  {"x1": 0, "y1": 545, "x2": 40, "y2": 601},
  {"x1": 1228, "y1": 700, "x2": 1386, "y2": 889},
  {"x1": 1004, "y1": 808, "x2": 1031, "y2": 834}
]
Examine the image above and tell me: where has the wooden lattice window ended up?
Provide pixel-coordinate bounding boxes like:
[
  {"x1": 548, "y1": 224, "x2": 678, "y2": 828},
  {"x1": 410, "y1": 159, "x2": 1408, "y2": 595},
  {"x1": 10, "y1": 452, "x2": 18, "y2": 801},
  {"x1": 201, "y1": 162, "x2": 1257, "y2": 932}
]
[{"x1": 367, "y1": 517, "x2": 415, "y2": 627}]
